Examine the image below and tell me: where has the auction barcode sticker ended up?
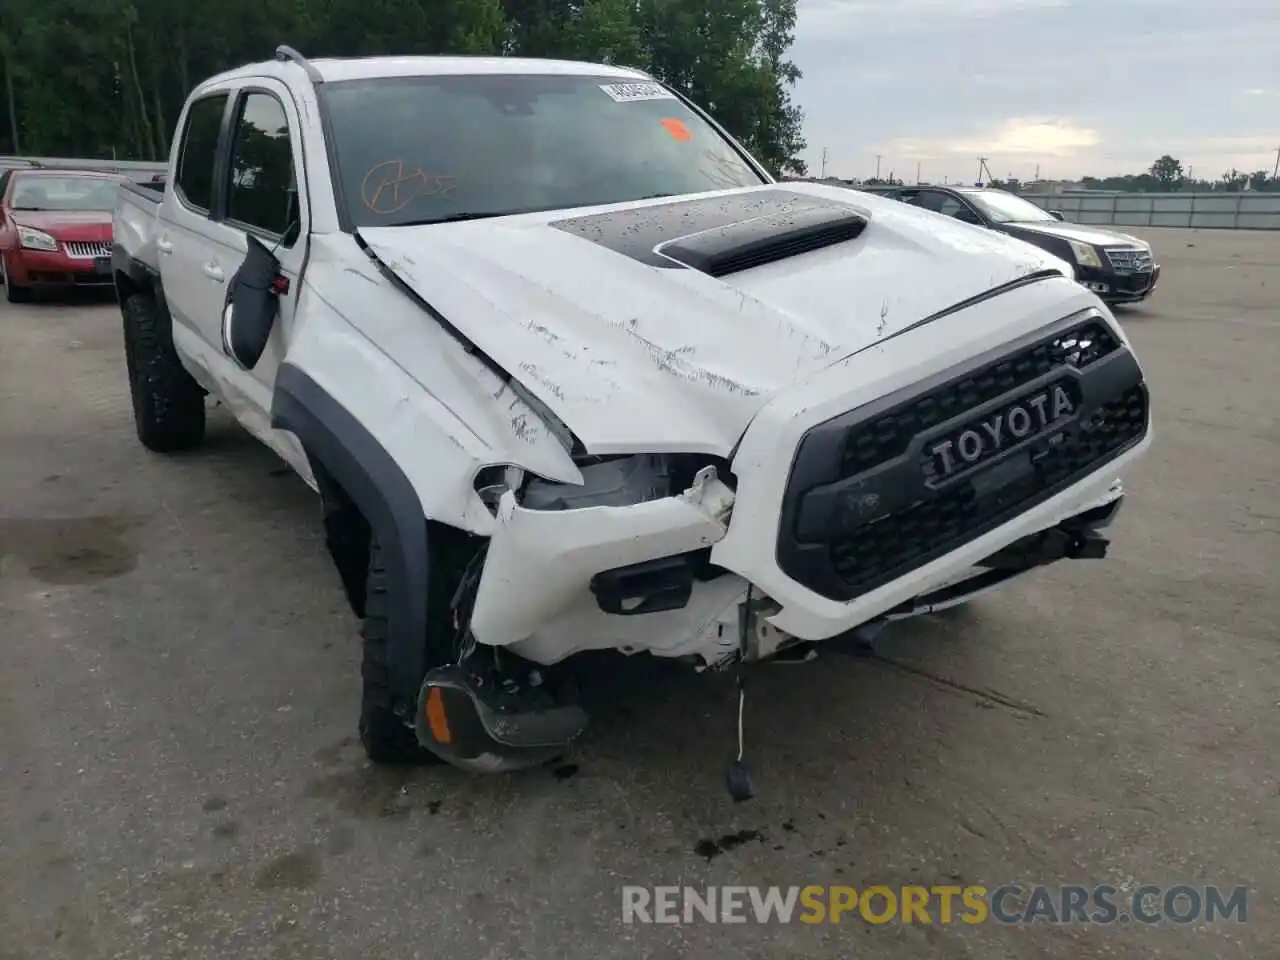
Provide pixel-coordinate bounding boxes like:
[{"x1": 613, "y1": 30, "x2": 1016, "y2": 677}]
[{"x1": 599, "y1": 82, "x2": 677, "y2": 103}]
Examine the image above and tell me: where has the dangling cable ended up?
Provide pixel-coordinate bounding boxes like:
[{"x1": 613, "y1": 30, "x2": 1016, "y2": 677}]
[{"x1": 725, "y1": 584, "x2": 755, "y2": 802}]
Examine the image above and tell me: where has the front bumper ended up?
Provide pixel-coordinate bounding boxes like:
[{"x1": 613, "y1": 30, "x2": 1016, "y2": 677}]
[
  {"x1": 5, "y1": 247, "x2": 115, "y2": 288},
  {"x1": 1077, "y1": 263, "x2": 1160, "y2": 303},
  {"x1": 467, "y1": 277, "x2": 1152, "y2": 665}
]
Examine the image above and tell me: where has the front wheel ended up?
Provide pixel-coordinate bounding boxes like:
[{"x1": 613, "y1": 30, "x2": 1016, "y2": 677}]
[
  {"x1": 1, "y1": 256, "x2": 31, "y2": 303},
  {"x1": 358, "y1": 537, "x2": 442, "y2": 765}
]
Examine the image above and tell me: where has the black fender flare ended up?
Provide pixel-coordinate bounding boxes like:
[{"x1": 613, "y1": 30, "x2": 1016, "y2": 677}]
[
  {"x1": 270, "y1": 362, "x2": 430, "y2": 711},
  {"x1": 112, "y1": 243, "x2": 187, "y2": 364}
]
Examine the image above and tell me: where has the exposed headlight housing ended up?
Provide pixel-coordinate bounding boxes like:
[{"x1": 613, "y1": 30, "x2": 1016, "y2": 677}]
[
  {"x1": 474, "y1": 465, "x2": 527, "y2": 511},
  {"x1": 1066, "y1": 239, "x2": 1101, "y2": 269},
  {"x1": 18, "y1": 226, "x2": 58, "y2": 252}
]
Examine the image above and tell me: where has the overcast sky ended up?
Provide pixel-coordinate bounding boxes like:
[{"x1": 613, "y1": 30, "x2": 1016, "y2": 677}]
[{"x1": 791, "y1": 0, "x2": 1280, "y2": 183}]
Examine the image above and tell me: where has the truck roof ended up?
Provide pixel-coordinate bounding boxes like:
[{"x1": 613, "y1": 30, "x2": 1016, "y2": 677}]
[{"x1": 202, "y1": 54, "x2": 651, "y2": 89}]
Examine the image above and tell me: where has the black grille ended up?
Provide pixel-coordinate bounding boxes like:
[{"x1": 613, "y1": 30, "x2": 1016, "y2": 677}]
[
  {"x1": 843, "y1": 320, "x2": 1119, "y2": 478},
  {"x1": 828, "y1": 384, "x2": 1147, "y2": 589},
  {"x1": 776, "y1": 317, "x2": 1148, "y2": 603}
]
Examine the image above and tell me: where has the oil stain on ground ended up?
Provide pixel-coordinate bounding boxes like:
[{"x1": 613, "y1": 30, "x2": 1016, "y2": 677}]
[
  {"x1": 0, "y1": 516, "x2": 141, "y2": 584},
  {"x1": 694, "y1": 829, "x2": 763, "y2": 861},
  {"x1": 254, "y1": 848, "x2": 322, "y2": 891}
]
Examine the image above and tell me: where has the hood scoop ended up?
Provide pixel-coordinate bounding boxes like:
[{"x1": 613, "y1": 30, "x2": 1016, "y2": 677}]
[
  {"x1": 658, "y1": 204, "x2": 867, "y2": 277},
  {"x1": 549, "y1": 188, "x2": 869, "y2": 274}
]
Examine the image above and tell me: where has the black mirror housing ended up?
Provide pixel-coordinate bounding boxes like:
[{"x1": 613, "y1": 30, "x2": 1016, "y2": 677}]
[{"x1": 222, "y1": 234, "x2": 281, "y2": 371}]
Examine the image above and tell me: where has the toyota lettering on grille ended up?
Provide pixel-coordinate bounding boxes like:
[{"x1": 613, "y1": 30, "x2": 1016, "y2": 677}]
[{"x1": 928, "y1": 383, "x2": 1075, "y2": 480}]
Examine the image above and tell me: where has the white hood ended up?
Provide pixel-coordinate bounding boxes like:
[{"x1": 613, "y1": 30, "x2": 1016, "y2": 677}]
[{"x1": 357, "y1": 183, "x2": 1070, "y2": 456}]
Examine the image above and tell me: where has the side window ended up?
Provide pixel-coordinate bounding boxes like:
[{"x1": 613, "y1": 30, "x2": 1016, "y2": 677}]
[
  {"x1": 175, "y1": 94, "x2": 229, "y2": 212},
  {"x1": 226, "y1": 92, "x2": 299, "y2": 243},
  {"x1": 936, "y1": 196, "x2": 968, "y2": 218},
  {"x1": 905, "y1": 191, "x2": 946, "y2": 213}
]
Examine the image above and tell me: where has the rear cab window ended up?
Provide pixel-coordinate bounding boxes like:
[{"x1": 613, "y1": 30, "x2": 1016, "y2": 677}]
[
  {"x1": 175, "y1": 94, "x2": 230, "y2": 212},
  {"x1": 317, "y1": 73, "x2": 767, "y2": 229}
]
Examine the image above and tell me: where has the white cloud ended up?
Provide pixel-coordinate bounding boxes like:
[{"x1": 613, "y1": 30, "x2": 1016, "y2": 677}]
[
  {"x1": 882, "y1": 119, "x2": 1099, "y2": 160},
  {"x1": 952, "y1": 119, "x2": 1099, "y2": 157},
  {"x1": 795, "y1": 0, "x2": 1068, "y2": 37},
  {"x1": 1243, "y1": 88, "x2": 1269, "y2": 96}
]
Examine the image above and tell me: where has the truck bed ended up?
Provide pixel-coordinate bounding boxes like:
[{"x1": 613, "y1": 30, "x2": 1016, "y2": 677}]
[{"x1": 114, "y1": 181, "x2": 164, "y2": 272}]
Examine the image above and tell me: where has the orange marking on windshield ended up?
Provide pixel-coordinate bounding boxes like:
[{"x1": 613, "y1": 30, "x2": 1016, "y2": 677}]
[
  {"x1": 360, "y1": 160, "x2": 456, "y2": 214},
  {"x1": 659, "y1": 117, "x2": 693, "y2": 142}
]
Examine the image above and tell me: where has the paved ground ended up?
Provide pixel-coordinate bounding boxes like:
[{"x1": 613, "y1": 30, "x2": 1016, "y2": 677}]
[{"x1": 1, "y1": 227, "x2": 1276, "y2": 960}]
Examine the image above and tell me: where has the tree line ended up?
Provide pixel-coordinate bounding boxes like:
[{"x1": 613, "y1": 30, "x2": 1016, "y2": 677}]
[
  {"x1": 986, "y1": 155, "x2": 1279, "y2": 194},
  {"x1": 1075, "y1": 154, "x2": 1280, "y2": 193},
  {"x1": 0, "y1": 0, "x2": 807, "y2": 176},
  {"x1": 822, "y1": 154, "x2": 1280, "y2": 193}
]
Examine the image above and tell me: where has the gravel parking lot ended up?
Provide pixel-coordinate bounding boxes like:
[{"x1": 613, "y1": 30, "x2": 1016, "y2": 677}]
[{"x1": 1, "y1": 226, "x2": 1276, "y2": 960}]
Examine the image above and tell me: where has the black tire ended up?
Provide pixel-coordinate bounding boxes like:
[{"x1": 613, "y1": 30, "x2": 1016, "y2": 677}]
[
  {"x1": 121, "y1": 292, "x2": 206, "y2": 451},
  {"x1": 359, "y1": 537, "x2": 442, "y2": 765},
  {"x1": 2, "y1": 257, "x2": 31, "y2": 303}
]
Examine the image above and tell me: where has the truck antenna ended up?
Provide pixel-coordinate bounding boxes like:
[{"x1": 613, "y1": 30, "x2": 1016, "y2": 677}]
[{"x1": 274, "y1": 45, "x2": 324, "y2": 84}]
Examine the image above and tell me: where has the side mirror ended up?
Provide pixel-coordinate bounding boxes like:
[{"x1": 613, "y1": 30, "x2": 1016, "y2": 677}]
[
  {"x1": 221, "y1": 233, "x2": 281, "y2": 371},
  {"x1": 1049, "y1": 210, "x2": 1065, "y2": 221}
]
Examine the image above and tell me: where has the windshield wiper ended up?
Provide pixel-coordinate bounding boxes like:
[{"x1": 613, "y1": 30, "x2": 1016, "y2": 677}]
[{"x1": 392, "y1": 211, "x2": 521, "y2": 227}]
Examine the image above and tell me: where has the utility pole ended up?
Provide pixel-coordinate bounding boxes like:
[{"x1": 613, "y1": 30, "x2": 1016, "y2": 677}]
[
  {"x1": 916, "y1": 160, "x2": 921, "y2": 184},
  {"x1": 821, "y1": 147, "x2": 828, "y2": 178},
  {"x1": 874, "y1": 155, "x2": 882, "y2": 179},
  {"x1": 1273, "y1": 146, "x2": 1279, "y2": 179}
]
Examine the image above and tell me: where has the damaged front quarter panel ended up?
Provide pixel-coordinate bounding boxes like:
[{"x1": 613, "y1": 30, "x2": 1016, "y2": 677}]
[
  {"x1": 285, "y1": 235, "x2": 585, "y2": 534},
  {"x1": 467, "y1": 463, "x2": 735, "y2": 649}
]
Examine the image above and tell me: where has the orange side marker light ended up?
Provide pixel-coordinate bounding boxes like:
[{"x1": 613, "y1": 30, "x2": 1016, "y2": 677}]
[{"x1": 425, "y1": 687, "x2": 452, "y2": 744}]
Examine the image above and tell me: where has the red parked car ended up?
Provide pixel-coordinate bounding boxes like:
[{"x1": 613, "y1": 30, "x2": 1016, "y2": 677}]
[{"x1": 0, "y1": 168, "x2": 123, "y2": 303}]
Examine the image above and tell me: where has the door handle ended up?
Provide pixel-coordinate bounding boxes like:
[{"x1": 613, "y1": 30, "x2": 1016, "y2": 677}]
[
  {"x1": 202, "y1": 263, "x2": 225, "y2": 283},
  {"x1": 156, "y1": 237, "x2": 173, "y2": 255}
]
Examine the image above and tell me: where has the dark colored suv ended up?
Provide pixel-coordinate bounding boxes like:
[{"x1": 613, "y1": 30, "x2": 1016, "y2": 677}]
[{"x1": 860, "y1": 185, "x2": 1160, "y2": 305}]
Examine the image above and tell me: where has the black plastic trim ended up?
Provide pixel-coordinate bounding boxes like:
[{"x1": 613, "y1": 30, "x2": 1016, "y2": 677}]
[
  {"x1": 590, "y1": 556, "x2": 695, "y2": 615},
  {"x1": 776, "y1": 310, "x2": 1149, "y2": 602},
  {"x1": 271, "y1": 363, "x2": 430, "y2": 710},
  {"x1": 658, "y1": 203, "x2": 866, "y2": 277},
  {"x1": 551, "y1": 189, "x2": 862, "y2": 269},
  {"x1": 111, "y1": 241, "x2": 155, "y2": 288},
  {"x1": 111, "y1": 243, "x2": 180, "y2": 353}
]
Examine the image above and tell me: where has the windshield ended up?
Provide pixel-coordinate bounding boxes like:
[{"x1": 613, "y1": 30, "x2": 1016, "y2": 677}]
[
  {"x1": 966, "y1": 190, "x2": 1057, "y2": 224},
  {"x1": 320, "y1": 74, "x2": 768, "y2": 228},
  {"x1": 9, "y1": 175, "x2": 121, "y2": 211}
]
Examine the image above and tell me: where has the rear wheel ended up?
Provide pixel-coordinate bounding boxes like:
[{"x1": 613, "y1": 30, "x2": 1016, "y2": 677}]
[{"x1": 121, "y1": 292, "x2": 206, "y2": 451}]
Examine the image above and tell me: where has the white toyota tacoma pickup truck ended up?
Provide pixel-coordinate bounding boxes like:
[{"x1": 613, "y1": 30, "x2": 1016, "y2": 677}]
[{"x1": 112, "y1": 46, "x2": 1152, "y2": 785}]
